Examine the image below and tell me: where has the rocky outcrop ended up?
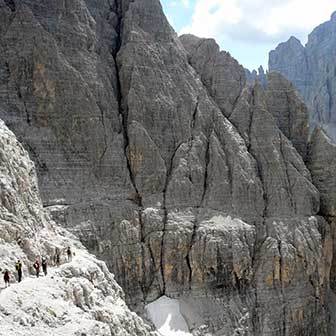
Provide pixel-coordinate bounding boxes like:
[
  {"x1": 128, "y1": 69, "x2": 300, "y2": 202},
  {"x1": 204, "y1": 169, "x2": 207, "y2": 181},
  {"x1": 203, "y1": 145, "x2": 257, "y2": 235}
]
[
  {"x1": 0, "y1": 0, "x2": 139, "y2": 301},
  {"x1": 265, "y1": 72, "x2": 309, "y2": 159},
  {"x1": 269, "y1": 13, "x2": 336, "y2": 140},
  {"x1": 0, "y1": 1, "x2": 333, "y2": 335},
  {"x1": 269, "y1": 36, "x2": 309, "y2": 98},
  {"x1": 245, "y1": 66, "x2": 267, "y2": 87},
  {"x1": 181, "y1": 33, "x2": 331, "y2": 335},
  {"x1": 307, "y1": 128, "x2": 336, "y2": 335},
  {"x1": 0, "y1": 119, "x2": 155, "y2": 336},
  {"x1": 180, "y1": 34, "x2": 246, "y2": 117},
  {"x1": 307, "y1": 129, "x2": 336, "y2": 283}
]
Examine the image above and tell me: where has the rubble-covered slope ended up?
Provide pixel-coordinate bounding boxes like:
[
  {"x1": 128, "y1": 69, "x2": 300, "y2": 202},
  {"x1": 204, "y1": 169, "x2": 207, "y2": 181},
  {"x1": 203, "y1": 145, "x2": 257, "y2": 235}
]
[{"x1": 0, "y1": 119, "x2": 155, "y2": 336}]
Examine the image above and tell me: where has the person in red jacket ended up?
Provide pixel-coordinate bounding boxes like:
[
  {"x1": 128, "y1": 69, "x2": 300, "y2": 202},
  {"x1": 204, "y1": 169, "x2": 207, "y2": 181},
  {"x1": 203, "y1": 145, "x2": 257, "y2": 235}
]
[{"x1": 33, "y1": 258, "x2": 40, "y2": 278}]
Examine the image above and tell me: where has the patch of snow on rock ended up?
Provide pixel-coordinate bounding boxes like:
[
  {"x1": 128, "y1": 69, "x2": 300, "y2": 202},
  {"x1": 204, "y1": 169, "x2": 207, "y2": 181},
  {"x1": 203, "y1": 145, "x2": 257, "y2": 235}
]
[{"x1": 146, "y1": 296, "x2": 192, "y2": 336}]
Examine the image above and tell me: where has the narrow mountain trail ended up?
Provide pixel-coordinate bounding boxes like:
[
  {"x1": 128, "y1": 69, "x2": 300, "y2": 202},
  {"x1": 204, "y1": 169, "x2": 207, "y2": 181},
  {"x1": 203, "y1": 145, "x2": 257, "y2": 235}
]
[
  {"x1": 0, "y1": 259, "x2": 69, "y2": 294},
  {"x1": 0, "y1": 250, "x2": 80, "y2": 300},
  {"x1": 0, "y1": 248, "x2": 157, "y2": 336}
]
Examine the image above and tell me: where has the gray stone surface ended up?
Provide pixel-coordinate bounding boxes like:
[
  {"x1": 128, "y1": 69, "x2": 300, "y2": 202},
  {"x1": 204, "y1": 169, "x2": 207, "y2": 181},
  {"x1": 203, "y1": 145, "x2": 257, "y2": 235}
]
[
  {"x1": 265, "y1": 72, "x2": 309, "y2": 159},
  {"x1": 182, "y1": 33, "x2": 331, "y2": 335},
  {"x1": 0, "y1": 1, "x2": 334, "y2": 335},
  {"x1": 307, "y1": 128, "x2": 336, "y2": 335},
  {"x1": 269, "y1": 36, "x2": 309, "y2": 99},
  {"x1": 269, "y1": 13, "x2": 336, "y2": 140},
  {"x1": 0, "y1": 0, "x2": 140, "y2": 297},
  {"x1": 307, "y1": 129, "x2": 336, "y2": 277},
  {"x1": 0, "y1": 119, "x2": 156, "y2": 336},
  {"x1": 180, "y1": 34, "x2": 246, "y2": 117},
  {"x1": 245, "y1": 66, "x2": 267, "y2": 87},
  {"x1": 308, "y1": 128, "x2": 336, "y2": 216}
]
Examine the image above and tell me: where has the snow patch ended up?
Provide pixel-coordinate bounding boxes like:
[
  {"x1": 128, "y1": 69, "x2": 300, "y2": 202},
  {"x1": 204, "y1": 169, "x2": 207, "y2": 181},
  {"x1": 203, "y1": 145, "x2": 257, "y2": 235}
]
[{"x1": 146, "y1": 296, "x2": 192, "y2": 336}]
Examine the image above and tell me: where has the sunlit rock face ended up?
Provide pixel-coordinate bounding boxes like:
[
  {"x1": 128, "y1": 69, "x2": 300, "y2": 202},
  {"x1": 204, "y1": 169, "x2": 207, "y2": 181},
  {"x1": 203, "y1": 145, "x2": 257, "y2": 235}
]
[
  {"x1": 0, "y1": 119, "x2": 155, "y2": 336},
  {"x1": 269, "y1": 12, "x2": 336, "y2": 141},
  {"x1": 0, "y1": 1, "x2": 334, "y2": 335}
]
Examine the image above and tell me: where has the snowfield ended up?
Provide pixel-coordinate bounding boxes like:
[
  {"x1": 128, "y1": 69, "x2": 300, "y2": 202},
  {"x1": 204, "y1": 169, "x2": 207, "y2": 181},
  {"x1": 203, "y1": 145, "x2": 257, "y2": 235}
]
[{"x1": 146, "y1": 296, "x2": 192, "y2": 336}]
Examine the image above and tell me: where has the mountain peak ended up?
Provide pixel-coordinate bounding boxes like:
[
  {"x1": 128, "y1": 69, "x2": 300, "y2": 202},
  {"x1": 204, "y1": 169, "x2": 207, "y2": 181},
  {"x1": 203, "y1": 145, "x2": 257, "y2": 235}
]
[
  {"x1": 287, "y1": 36, "x2": 303, "y2": 46},
  {"x1": 331, "y1": 11, "x2": 336, "y2": 21}
]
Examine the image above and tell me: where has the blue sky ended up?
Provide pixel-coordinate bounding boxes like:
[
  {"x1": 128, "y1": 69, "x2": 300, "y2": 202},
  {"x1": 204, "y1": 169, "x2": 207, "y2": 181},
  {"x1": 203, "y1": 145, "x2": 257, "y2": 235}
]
[{"x1": 161, "y1": 0, "x2": 336, "y2": 70}]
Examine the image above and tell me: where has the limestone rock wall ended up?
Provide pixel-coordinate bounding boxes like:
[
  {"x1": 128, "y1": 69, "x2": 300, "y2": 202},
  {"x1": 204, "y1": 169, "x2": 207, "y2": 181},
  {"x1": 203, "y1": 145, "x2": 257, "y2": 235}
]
[
  {"x1": 265, "y1": 72, "x2": 309, "y2": 159},
  {"x1": 269, "y1": 12, "x2": 336, "y2": 140},
  {"x1": 307, "y1": 128, "x2": 336, "y2": 335},
  {"x1": 0, "y1": 1, "x2": 334, "y2": 335},
  {"x1": 181, "y1": 33, "x2": 331, "y2": 335},
  {"x1": 307, "y1": 129, "x2": 336, "y2": 286}
]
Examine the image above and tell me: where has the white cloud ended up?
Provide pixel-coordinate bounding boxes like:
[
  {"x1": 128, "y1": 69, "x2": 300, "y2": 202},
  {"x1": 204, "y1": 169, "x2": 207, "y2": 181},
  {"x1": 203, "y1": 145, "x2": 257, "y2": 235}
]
[
  {"x1": 168, "y1": 0, "x2": 190, "y2": 9},
  {"x1": 181, "y1": 0, "x2": 190, "y2": 8},
  {"x1": 180, "y1": 0, "x2": 336, "y2": 44}
]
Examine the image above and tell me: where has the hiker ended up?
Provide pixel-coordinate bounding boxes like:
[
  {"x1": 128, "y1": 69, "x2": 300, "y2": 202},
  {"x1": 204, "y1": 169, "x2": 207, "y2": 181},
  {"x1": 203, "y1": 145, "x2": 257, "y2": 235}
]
[
  {"x1": 67, "y1": 246, "x2": 72, "y2": 262},
  {"x1": 15, "y1": 260, "x2": 22, "y2": 282},
  {"x1": 15, "y1": 231, "x2": 23, "y2": 247},
  {"x1": 3, "y1": 269, "x2": 10, "y2": 287},
  {"x1": 54, "y1": 248, "x2": 60, "y2": 267},
  {"x1": 33, "y1": 258, "x2": 40, "y2": 278},
  {"x1": 42, "y1": 256, "x2": 47, "y2": 276}
]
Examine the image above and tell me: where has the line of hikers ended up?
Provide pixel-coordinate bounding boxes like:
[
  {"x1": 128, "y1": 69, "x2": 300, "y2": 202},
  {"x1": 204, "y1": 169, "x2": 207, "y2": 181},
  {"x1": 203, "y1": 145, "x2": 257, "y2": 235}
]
[{"x1": 2, "y1": 246, "x2": 72, "y2": 288}]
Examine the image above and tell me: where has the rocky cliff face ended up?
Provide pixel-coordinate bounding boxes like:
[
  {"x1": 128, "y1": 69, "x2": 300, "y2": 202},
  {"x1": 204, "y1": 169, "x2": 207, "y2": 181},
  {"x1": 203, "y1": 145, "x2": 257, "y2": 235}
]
[
  {"x1": 245, "y1": 66, "x2": 267, "y2": 87},
  {"x1": 307, "y1": 129, "x2": 336, "y2": 287},
  {"x1": 0, "y1": 1, "x2": 334, "y2": 335},
  {"x1": 0, "y1": 119, "x2": 155, "y2": 336},
  {"x1": 307, "y1": 128, "x2": 336, "y2": 335},
  {"x1": 265, "y1": 72, "x2": 309, "y2": 159},
  {"x1": 181, "y1": 33, "x2": 331, "y2": 335},
  {"x1": 269, "y1": 12, "x2": 336, "y2": 140}
]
